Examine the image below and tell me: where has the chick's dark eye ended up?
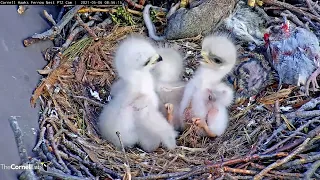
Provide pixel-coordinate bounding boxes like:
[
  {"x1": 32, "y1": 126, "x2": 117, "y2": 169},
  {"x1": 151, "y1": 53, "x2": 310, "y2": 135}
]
[
  {"x1": 208, "y1": 95, "x2": 213, "y2": 101},
  {"x1": 213, "y1": 57, "x2": 222, "y2": 64}
]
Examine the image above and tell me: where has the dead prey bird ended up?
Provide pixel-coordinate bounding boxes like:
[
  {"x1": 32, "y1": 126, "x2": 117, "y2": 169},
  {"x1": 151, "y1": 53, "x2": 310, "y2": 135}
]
[
  {"x1": 143, "y1": 0, "x2": 236, "y2": 40},
  {"x1": 265, "y1": 18, "x2": 320, "y2": 95}
]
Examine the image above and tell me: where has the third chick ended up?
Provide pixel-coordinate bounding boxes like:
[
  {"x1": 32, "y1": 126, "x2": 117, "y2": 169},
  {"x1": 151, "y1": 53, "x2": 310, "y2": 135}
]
[
  {"x1": 179, "y1": 35, "x2": 237, "y2": 134},
  {"x1": 193, "y1": 82, "x2": 234, "y2": 137}
]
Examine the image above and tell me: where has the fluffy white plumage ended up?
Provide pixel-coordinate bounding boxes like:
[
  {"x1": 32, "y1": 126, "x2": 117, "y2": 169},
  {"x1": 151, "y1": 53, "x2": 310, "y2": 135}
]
[
  {"x1": 179, "y1": 35, "x2": 237, "y2": 135},
  {"x1": 151, "y1": 48, "x2": 186, "y2": 131},
  {"x1": 98, "y1": 35, "x2": 177, "y2": 152},
  {"x1": 111, "y1": 47, "x2": 186, "y2": 131},
  {"x1": 205, "y1": 82, "x2": 234, "y2": 136}
]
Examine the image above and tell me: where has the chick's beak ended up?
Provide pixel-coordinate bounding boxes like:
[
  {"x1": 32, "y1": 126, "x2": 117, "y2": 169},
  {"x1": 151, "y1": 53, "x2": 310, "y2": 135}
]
[
  {"x1": 200, "y1": 51, "x2": 211, "y2": 64},
  {"x1": 148, "y1": 54, "x2": 162, "y2": 66}
]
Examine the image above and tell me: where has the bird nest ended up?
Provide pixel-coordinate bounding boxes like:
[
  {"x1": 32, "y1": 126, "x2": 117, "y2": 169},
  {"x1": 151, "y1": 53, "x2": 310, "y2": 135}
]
[
  {"x1": 12, "y1": 3, "x2": 320, "y2": 180},
  {"x1": 19, "y1": 27, "x2": 320, "y2": 180}
]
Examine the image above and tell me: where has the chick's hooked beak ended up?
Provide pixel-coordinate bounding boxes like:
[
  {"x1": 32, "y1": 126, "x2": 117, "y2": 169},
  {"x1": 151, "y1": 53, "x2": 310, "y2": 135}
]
[
  {"x1": 200, "y1": 51, "x2": 214, "y2": 65},
  {"x1": 147, "y1": 54, "x2": 163, "y2": 66}
]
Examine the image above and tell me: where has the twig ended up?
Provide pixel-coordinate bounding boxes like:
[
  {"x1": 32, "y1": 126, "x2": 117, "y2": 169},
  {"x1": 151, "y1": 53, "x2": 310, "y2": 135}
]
[
  {"x1": 306, "y1": 0, "x2": 320, "y2": 17},
  {"x1": 41, "y1": 142, "x2": 65, "y2": 171},
  {"x1": 277, "y1": 125, "x2": 320, "y2": 152},
  {"x1": 56, "y1": 6, "x2": 65, "y2": 22},
  {"x1": 71, "y1": 95, "x2": 104, "y2": 107},
  {"x1": 47, "y1": 125, "x2": 69, "y2": 173},
  {"x1": 263, "y1": 118, "x2": 320, "y2": 154},
  {"x1": 275, "y1": 99, "x2": 281, "y2": 126},
  {"x1": 262, "y1": 0, "x2": 320, "y2": 23},
  {"x1": 75, "y1": 15, "x2": 99, "y2": 41},
  {"x1": 279, "y1": 153, "x2": 320, "y2": 169},
  {"x1": 80, "y1": 164, "x2": 94, "y2": 178},
  {"x1": 223, "y1": 167, "x2": 256, "y2": 175},
  {"x1": 280, "y1": 10, "x2": 309, "y2": 30},
  {"x1": 253, "y1": 138, "x2": 310, "y2": 180},
  {"x1": 36, "y1": 168, "x2": 90, "y2": 180},
  {"x1": 43, "y1": 10, "x2": 57, "y2": 26},
  {"x1": 9, "y1": 116, "x2": 38, "y2": 179},
  {"x1": 158, "y1": 155, "x2": 179, "y2": 174},
  {"x1": 116, "y1": 131, "x2": 131, "y2": 180},
  {"x1": 285, "y1": 110, "x2": 320, "y2": 119},
  {"x1": 62, "y1": 21, "x2": 95, "y2": 50},
  {"x1": 304, "y1": 160, "x2": 320, "y2": 179},
  {"x1": 298, "y1": 97, "x2": 320, "y2": 111},
  {"x1": 177, "y1": 146, "x2": 208, "y2": 152},
  {"x1": 250, "y1": 163, "x2": 304, "y2": 177},
  {"x1": 132, "y1": 172, "x2": 186, "y2": 180},
  {"x1": 33, "y1": 127, "x2": 47, "y2": 152},
  {"x1": 61, "y1": 137, "x2": 87, "y2": 159},
  {"x1": 9, "y1": 116, "x2": 28, "y2": 162},
  {"x1": 61, "y1": 146, "x2": 121, "y2": 179},
  {"x1": 23, "y1": 5, "x2": 84, "y2": 46}
]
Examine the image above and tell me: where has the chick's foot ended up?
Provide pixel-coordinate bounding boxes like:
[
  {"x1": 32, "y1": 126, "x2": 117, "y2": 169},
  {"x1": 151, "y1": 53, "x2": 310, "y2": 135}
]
[
  {"x1": 165, "y1": 103, "x2": 174, "y2": 124},
  {"x1": 192, "y1": 117, "x2": 217, "y2": 138},
  {"x1": 305, "y1": 67, "x2": 320, "y2": 95}
]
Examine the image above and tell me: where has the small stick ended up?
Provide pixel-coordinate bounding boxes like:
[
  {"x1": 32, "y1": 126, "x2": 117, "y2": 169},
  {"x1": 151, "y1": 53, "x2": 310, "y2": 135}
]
[
  {"x1": 279, "y1": 153, "x2": 320, "y2": 169},
  {"x1": 158, "y1": 155, "x2": 178, "y2": 174},
  {"x1": 62, "y1": 21, "x2": 95, "y2": 50},
  {"x1": 262, "y1": 0, "x2": 320, "y2": 23},
  {"x1": 75, "y1": 15, "x2": 99, "y2": 41},
  {"x1": 298, "y1": 97, "x2": 320, "y2": 111},
  {"x1": 80, "y1": 164, "x2": 94, "y2": 178},
  {"x1": 253, "y1": 138, "x2": 310, "y2": 180},
  {"x1": 9, "y1": 116, "x2": 38, "y2": 179},
  {"x1": 9, "y1": 116, "x2": 28, "y2": 162},
  {"x1": 43, "y1": 10, "x2": 57, "y2": 26},
  {"x1": 61, "y1": 137, "x2": 87, "y2": 159},
  {"x1": 132, "y1": 172, "x2": 186, "y2": 180},
  {"x1": 33, "y1": 126, "x2": 47, "y2": 152},
  {"x1": 60, "y1": 145, "x2": 121, "y2": 179},
  {"x1": 36, "y1": 168, "x2": 90, "y2": 180},
  {"x1": 306, "y1": 0, "x2": 320, "y2": 17},
  {"x1": 263, "y1": 119, "x2": 320, "y2": 154},
  {"x1": 42, "y1": 142, "x2": 65, "y2": 171},
  {"x1": 24, "y1": 5, "x2": 84, "y2": 46},
  {"x1": 285, "y1": 110, "x2": 320, "y2": 119},
  {"x1": 177, "y1": 146, "x2": 208, "y2": 152},
  {"x1": 274, "y1": 99, "x2": 281, "y2": 126},
  {"x1": 47, "y1": 126, "x2": 69, "y2": 173},
  {"x1": 280, "y1": 10, "x2": 309, "y2": 30},
  {"x1": 250, "y1": 163, "x2": 304, "y2": 177},
  {"x1": 71, "y1": 95, "x2": 104, "y2": 107},
  {"x1": 223, "y1": 167, "x2": 256, "y2": 175},
  {"x1": 304, "y1": 160, "x2": 320, "y2": 179},
  {"x1": 116, "y1": 131, "x2": 131, "y2": 180},
  {"x1": 56, "y1": 6, "x2": 65, "y2": 22}
]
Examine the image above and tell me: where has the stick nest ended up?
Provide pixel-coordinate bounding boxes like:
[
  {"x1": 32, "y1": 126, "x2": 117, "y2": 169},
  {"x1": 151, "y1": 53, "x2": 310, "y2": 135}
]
[{"x1": 18, "y1": 3, "x2": 320, "y2": 180}]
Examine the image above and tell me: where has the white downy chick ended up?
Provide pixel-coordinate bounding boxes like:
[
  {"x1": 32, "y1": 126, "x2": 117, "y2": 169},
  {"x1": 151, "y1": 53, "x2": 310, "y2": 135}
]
[
  {"x1": 98, "y1": 35, "x2": 177, "y2": 152},
  {"x1": 110, "y1": 47, "x2": 186, "y2": 131},
  {"x1": 179, "y1": 35, "x2": 237, "y2": 129},
  {"x1": 151, "y1": 48, "x2": 186, "y2": 131},
  {"x1": 194, "y1": 82, "x2": 234, "y2": 137}
]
